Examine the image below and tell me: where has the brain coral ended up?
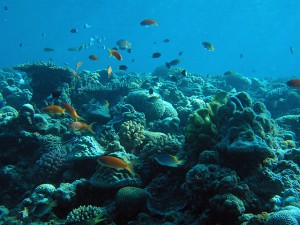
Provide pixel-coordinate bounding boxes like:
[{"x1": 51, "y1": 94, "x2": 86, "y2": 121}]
[
  {"x1": 34, "y1": 148, "x2": 67, "y2": 183},
  {"x1": 116, "y1": 186, "x2": 150, "y2": 217},
  {"x1": 118, "y1": 120, "x2": 145, "y2": 151},
  {"x1": 266, "y1": 206, "x2": 300, "y2": 225}
]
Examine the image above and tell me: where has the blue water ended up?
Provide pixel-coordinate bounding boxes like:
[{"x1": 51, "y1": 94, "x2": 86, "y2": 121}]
[{"x1": 1, "y1": 0, "x2": 300, "y2": 78}]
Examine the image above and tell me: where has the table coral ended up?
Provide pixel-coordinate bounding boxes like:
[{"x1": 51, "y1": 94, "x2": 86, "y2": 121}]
[
  {"x1": 13, "y1": 61, "x2": 73, "y2": 103},
  {"x1": 224, "y1": 72, "x2": 252, "y2": 91}
]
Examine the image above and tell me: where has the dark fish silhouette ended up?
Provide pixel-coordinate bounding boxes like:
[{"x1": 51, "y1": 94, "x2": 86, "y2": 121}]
[
  {"x1": 152, "y1": 52, "x2": 161, "y2": 58},
  {"x1": 119, "y1": 65, "x2": 128, "y2": 70},
  {"x1": 70, "y1": 28, "x2": 78, "y2": 33},
  {"x1": 181, "y1": 70, "x2": 187, "y2": 76},
  {"x1": 43, "y1": 48, "x2": 54, "y2": 52},
  {"x1": 149, "y1": 88, "x2": 154, "y2": 95},
  {"x1": 202, "y1": 41, "x2": 215, "y2": 51}
]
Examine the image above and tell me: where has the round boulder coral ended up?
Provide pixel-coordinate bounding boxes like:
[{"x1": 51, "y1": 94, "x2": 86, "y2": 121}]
[
  {"x1": 116, "y1": 186, "x2": 150, "y2": 217},
  {"x1": 125, "y1": 90, "x2": 177, "y2": 121}
]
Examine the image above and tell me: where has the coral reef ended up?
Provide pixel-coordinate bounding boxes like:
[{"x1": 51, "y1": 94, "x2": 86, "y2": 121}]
[
  {"x1": 125, "y1": 90, "x2": 178, "y2": 122},
  {"x1": 266, "y1": 206, "x2": 300, "y2": 225},
  {"x1": 90, "y1": 151, "x2": 142, "y2": 188},
  {"x1": 65, "y1": 205, "x2": 106, "y2": 224},
  {"x1": 13, "y1": 61, "x2": 73, "y2": 103},
  {"x1": 118, "y1": 120, "x2": 145, "y2": 151},
  {"x1": 115, "y1": 186, "x2": 150, "y2": 218},
  {"x1": 224, "y1": 72, "x2": 252, "y2": 91},
  {"x1": 217, "y1": 92, "x2": 278, "y2": 170},
  {"x1": 66, "y1": 136, "x2": 105, "y2": 161},
  {"x1": 3, "y1": 62, "x2": 300, "y2": 225}
]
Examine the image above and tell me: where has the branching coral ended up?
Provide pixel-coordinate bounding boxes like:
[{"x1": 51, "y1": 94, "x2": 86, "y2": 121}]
[{"x1": 65, "y1": 205, "x2": 106, "y2": 224}]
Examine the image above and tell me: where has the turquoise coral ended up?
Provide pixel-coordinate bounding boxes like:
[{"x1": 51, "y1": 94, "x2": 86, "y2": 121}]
[{"x1": 266, "y1": 206, "x2": 300, "y2": 225}]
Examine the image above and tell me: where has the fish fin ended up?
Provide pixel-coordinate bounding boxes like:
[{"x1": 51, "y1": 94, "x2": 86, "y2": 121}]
[
  {"x1": 47, "y1": 200, "x2": 57, "y2": 208},
  {"x1": 155, "y1": 22, "x2": 158, "y2": 26},
  {"x1": 126, "y1": 162, "x2": 136, "y2": 176},
  {"x1": 177, "y1": 159, "x2": 186, "y2": 166},
  {"x1": 77, "y1": 116, "x2": 85, "y2": 121},
  {"x1": 62, "y1": 109, "x2": 66, "y2": 114},
  {"x1": 88, "y1": 122, "x2": 97, "y2": 134},
  {"x1": 107, "y1": 48, "x2": 112, "y2": 57},
  {"x1": 172, "y1": 155, "x2": 185, "y2": 166},
  {"x1": 93, "y1": 213, "x2": 106, "y2": 224}
]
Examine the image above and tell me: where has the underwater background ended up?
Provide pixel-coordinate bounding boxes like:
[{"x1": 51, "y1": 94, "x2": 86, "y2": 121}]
[
  {"x1": 1, "y1": 0, "x2": 300, "y2": 77},
  {"x1": 2, "y1": 1, "x2": 300, "y2": 225}
]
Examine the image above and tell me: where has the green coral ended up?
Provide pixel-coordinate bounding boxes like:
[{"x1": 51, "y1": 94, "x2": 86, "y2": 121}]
[
  {"x1": 65, "y1": 205, "x2": 106, "y2": 224},
  {"x1": 184, "y1": 94, "x2": 226, "y2": 150}
]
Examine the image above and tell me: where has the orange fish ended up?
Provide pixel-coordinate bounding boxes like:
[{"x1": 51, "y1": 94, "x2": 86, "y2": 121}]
[
  {"x1": 75, "y1": 61, "x2": 83, "y2": 70},
  {"x1": 287, "y1": 79, "x2": 300, "y2": 89},
  {"x1": 42, "y1": 105, "x2": 65, "y2": 115},
  {"x1": 61, "y1": 102, "x2": 84, "y2": 121},
  {"x1": 68, "y1": 121, "x2": 96, "y2": 134},
  {"x1": 107, "y1": 65, "x2": 112, "y2": 78},
  {"x1": 97, "y1": 156, "x2": 135, "y2": 175},
  {"x1": 108, "y1": 48, "x2": 122, "y2": 61},
  {"x1": 89, "y1": 54, "x2": 98, "y2": 61},
  {"x1": 70, "y1": 69, "x2": 81, "y2": 79},
  {"x1": 140, "y1": 19, "x2": 158, "y2": 27}
]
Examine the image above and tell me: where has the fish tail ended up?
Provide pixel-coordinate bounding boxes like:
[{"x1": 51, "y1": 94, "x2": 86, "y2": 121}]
[
  {"x1": 178, "y1": 159, "x2": 186, "y2": 166},
  {"x1": 88, "y1": 122, "x2": 97, "y2": 134},
  {"x1": 76, "y1": 115, "x2": 85, "y2": 121},
  {"x1": 49, "y1": 200, "x2": 57, "y2": 208},
  {"x1": 172, "y1": 155, "x2": 185, "y2": 166},
  {"x1": 107, "y1": 48, "x2": 112, "y2": 56},
  {"x1": 126, "y1": 162, "x2": 136, "y2": 176},
  {"x1": 93, "y1": 213, "x2": 106, "y2": 223}
]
